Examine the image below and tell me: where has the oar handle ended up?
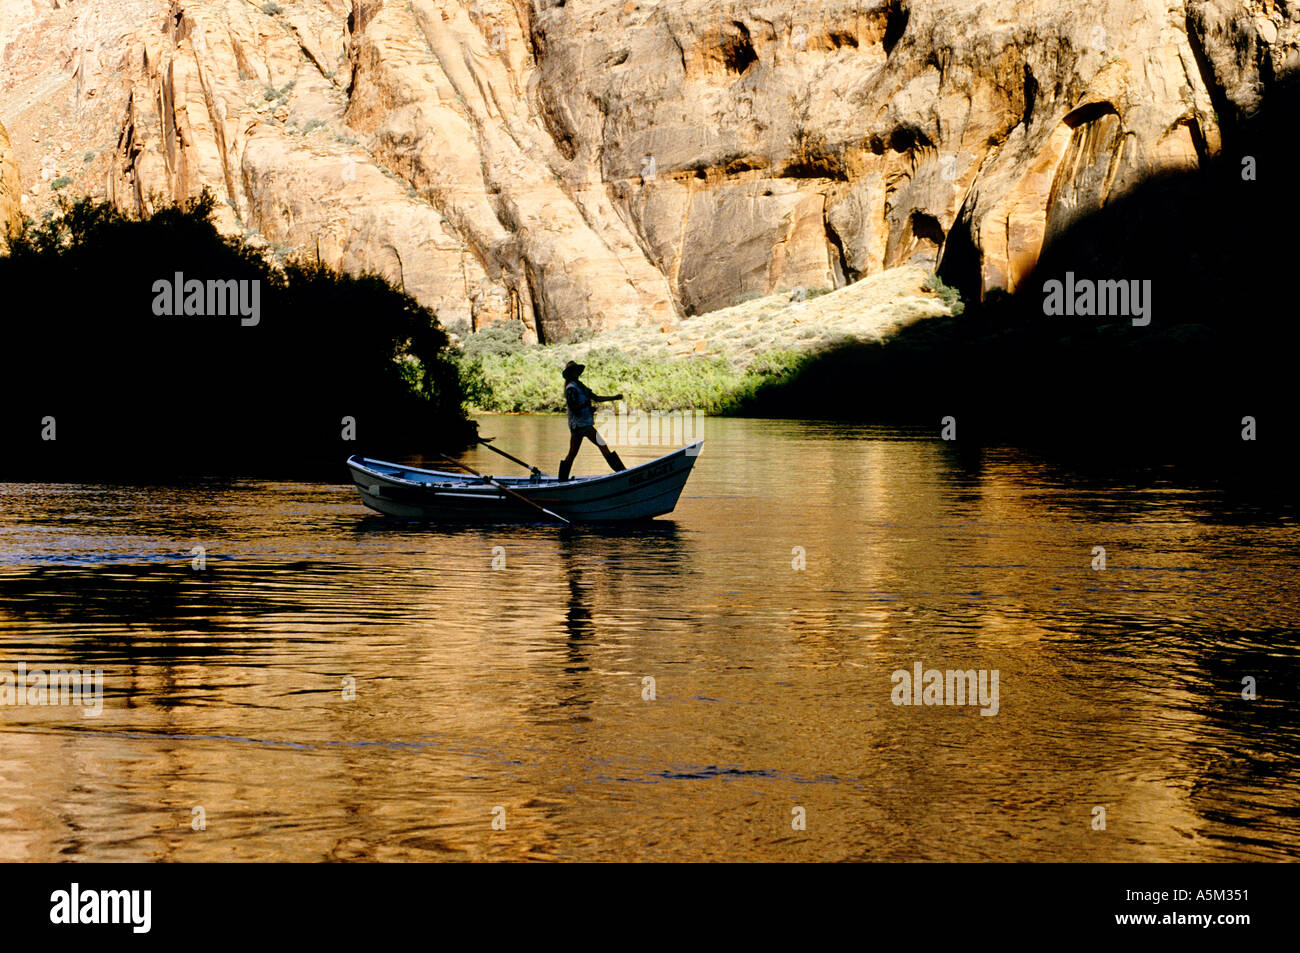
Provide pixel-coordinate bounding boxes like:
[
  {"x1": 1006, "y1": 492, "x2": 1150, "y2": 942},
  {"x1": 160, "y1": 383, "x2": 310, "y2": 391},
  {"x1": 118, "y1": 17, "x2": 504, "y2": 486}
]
[
  {"x1": 434, "y1": 451, "x2": 570, "y2": 524},
  {"x1": 478, "y1": 438, "x2": 542, "y2": 476}
]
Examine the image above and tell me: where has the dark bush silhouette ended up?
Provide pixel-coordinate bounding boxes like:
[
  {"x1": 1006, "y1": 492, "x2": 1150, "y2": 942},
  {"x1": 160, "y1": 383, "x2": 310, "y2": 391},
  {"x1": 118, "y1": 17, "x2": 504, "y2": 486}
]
[
  {"x1": 737, "y1": 73, "x2": 1300, "y2": 470},
  {"x1": 0, "y1": 191, "x2": 475, "y2": 478}
]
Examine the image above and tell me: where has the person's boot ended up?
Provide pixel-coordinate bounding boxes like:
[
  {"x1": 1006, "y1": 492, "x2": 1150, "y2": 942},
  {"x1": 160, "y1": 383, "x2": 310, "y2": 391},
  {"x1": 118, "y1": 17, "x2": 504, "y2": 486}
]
[
  {"x1": 558, "y1": 458, "x2": 573, "y2": 481},
  {"x1": 606, "y1": 452, "x2": 627, "y2": 472}
]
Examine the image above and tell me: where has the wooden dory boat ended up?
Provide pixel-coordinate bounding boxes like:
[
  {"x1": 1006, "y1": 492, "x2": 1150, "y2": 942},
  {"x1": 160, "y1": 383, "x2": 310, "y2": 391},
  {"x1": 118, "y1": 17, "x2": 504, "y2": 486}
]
[{"x1": 347, "y1": 441, "x2": 703, "y2": 522}]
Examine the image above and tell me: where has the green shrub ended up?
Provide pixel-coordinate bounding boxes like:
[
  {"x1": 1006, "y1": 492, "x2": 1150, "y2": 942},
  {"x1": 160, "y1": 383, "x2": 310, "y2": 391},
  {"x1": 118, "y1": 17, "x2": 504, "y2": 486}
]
[
  {"x1": 922, "y1": 273, "x2": 965, "y2": 316},
  {"x1": 459, "y1": 319, "x2": 528, "y2": 359},
  {"x1": 50, "y1": 176, "x2": 72, "y2": 191},
  {"x1": 264, "y1": 81, "x2": 294, "y2": 103}
]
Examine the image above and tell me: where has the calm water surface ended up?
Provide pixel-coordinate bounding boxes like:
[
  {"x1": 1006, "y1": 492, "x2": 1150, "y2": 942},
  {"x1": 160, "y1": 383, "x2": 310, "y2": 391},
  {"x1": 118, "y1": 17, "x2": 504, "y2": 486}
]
[{"x1": 1, "y1": 417, "x2": 1298, "y2": 861}]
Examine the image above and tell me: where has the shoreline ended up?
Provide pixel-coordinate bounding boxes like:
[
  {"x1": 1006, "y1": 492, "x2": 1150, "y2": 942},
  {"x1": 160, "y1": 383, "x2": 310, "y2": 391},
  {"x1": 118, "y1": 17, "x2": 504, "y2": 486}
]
[{"x1": 451, "y1": 264, "x2": 956, "y2": 415}]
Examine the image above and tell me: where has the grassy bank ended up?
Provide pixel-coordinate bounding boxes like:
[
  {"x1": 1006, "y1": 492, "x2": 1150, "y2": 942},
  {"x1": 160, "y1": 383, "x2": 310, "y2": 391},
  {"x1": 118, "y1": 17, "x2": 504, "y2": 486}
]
[
  {"x1": 456, "y1": 338, "x2": 809, "y2": 414},
  {"x1": 450, "y1": 265, "x2": 955, "y2": 413}
]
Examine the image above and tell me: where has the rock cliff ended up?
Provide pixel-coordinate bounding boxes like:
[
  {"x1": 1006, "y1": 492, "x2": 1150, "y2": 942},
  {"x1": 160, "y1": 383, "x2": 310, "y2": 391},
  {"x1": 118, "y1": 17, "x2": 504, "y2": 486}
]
[
  {"x1": 0, "y1": 1, "x2": 1293, "y2": 335},
  {"x1": 0, "y1": 119, "x2": 20, "y2": 242}
]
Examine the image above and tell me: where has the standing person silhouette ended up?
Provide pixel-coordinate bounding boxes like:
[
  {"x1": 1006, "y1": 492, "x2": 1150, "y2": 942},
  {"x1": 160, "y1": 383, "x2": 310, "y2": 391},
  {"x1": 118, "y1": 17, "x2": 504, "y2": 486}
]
[{"x1": 558, "y1": 360, "x2": 626, "y2": 480}]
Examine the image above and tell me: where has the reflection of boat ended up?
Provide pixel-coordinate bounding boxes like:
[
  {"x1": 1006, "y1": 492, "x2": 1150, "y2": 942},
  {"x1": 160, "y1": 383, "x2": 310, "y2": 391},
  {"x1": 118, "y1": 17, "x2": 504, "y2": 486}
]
[{"x1": 347, "y1": 441, "x2": 703, "y2": 522}]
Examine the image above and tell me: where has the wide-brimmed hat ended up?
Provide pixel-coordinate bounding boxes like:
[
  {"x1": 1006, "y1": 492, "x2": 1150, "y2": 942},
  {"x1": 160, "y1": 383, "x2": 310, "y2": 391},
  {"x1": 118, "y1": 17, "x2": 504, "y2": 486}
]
[{"x1": 562, "y1": 360, "x2": 585, "y2": 379}]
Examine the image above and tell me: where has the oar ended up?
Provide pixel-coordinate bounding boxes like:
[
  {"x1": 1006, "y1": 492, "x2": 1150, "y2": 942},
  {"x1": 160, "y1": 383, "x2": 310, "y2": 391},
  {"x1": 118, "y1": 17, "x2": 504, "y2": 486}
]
[
  {"x1": 433, "y1": 451, "x2": 571, "y2": 525},
  {"x1": 478, "y1": 437, "x2": 542, "y2": 477}
]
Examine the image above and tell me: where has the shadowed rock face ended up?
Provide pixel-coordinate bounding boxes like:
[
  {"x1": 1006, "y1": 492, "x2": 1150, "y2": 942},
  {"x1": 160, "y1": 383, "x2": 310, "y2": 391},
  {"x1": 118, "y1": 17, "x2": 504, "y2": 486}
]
[
  {"x1": 0, "y1": 120, "x2": 19, "y2": 242},
  {"x1": 0, "y1": 1, "x2": 1292, "y2": 333}
]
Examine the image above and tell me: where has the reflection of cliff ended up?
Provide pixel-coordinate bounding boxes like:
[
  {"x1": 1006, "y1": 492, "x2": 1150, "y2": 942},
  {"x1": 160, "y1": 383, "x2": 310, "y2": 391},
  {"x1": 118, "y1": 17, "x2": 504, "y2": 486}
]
[
  {"x1": 0, "y1": 505, "x2": 699, "y2": 860},
  {"x1": 3, "y1": 424, "x2": 1297, "y2": 859},
  {"x1": 1, "y1": 1, "x2": 1290, "y2": 337},
  {"x1": 755, "y1": 429, "x2": 1296, "y2": 860}
]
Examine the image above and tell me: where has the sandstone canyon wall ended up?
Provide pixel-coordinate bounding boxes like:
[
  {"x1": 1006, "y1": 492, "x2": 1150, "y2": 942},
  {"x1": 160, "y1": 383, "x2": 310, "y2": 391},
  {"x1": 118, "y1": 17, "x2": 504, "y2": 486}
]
[
  {"x1": 0, "y1": 1, "x2": 1293, "y2": 338},
  {"x1": 0, "y1": 119, "x2": 20, "y2": 242}
]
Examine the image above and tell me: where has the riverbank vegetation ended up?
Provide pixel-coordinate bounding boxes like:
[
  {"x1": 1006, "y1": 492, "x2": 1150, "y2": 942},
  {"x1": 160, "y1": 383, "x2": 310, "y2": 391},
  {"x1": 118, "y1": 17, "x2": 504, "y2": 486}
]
[
  {"x1": 0, "y1": 191, "x2": 473, "y2": 477},
  {"x1": 453, "y1": 324, "x2": 810, "y2": 415},
  {"x1": 449, "y1": 265, "x2": 953, "y2": 415}
]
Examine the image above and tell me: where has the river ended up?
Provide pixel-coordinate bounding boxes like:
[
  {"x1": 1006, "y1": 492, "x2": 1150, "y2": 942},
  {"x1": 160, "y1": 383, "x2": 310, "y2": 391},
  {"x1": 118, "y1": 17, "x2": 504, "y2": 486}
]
[{"x1": 1, "y1": 415, "x2": 1297, "y2": 861}]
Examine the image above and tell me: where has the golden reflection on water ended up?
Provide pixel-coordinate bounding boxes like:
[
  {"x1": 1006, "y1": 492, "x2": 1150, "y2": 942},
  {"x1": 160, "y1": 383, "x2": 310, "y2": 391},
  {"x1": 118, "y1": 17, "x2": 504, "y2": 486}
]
[{"x1": 1, "y1": 416, "x2": 1297, "y2": 860}]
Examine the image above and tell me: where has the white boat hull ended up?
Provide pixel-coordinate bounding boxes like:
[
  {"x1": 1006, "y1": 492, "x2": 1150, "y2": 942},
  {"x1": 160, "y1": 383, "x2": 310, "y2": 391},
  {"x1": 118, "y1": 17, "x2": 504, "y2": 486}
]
[{"x1": 347, "y1": 441, "x2": 702, "y2": 522}]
